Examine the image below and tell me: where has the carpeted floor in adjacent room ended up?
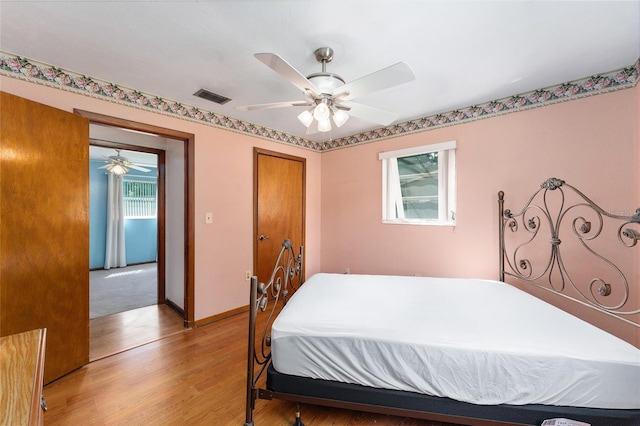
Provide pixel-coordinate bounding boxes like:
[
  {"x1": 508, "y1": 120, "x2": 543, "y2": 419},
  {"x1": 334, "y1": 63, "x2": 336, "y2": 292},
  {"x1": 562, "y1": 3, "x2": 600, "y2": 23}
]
[{"x1": 90, "y1": 263, "x2": 157, "y2": 319}]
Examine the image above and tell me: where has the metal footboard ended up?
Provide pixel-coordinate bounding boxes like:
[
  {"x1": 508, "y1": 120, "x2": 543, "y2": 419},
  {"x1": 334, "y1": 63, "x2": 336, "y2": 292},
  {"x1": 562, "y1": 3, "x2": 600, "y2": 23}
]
[{"x1": 244, "y1": 239, "x2": 303, "y2": 426}]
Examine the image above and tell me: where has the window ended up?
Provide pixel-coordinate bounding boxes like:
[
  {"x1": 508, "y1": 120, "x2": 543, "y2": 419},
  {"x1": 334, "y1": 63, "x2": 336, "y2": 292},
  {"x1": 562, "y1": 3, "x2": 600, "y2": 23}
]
[
  {"x1": 379, "y1": 140, "x2": 456, "y2": 225},
  {"x1": 123, "y1": 179, "x2": 157, "y2": 219}
]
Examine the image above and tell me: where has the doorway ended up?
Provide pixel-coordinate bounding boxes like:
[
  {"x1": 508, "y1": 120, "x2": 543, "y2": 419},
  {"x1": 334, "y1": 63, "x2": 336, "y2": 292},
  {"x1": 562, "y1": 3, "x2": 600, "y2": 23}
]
[
  {"x1": 77, "y1": 110, "x2": 195, "y2": 359},
  {"x1": 89, "y1": 143, "x2": 161, "y2": 320}
]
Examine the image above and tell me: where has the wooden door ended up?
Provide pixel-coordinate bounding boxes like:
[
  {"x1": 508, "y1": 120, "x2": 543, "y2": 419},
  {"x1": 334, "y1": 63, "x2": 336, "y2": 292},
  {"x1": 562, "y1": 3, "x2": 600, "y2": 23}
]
[
  {"x1": 254, "y1": 149, "x2": 305, "y2": 284},
  {"x1": 1, "y1": 92, "x2": 90, "y2": 383}
]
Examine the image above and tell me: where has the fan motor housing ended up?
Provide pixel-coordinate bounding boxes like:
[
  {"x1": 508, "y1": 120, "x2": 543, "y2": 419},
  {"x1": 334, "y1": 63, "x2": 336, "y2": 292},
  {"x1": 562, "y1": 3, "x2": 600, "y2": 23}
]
[{"x1": 306, "y1": 73, "x2": 345, "y2": 95}]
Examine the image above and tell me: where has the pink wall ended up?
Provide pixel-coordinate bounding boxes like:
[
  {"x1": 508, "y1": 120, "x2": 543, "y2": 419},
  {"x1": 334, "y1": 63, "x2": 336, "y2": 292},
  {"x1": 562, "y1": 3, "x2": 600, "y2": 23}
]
[
  {"x1": 321, "y1": 88, "x2": 639, "y2": 345},
  {"x1": 636, "y1": 83, "x2": 640, "y2": 346},
  {"x1": 637, "y1": 84, "x2": 640, "y2": 207},
  {"x1": 2, "y1": 75, "x2": 638, "y2": 344},
  {"x1": 0, "y1": 76, "x2": 322, "y2": 322}
]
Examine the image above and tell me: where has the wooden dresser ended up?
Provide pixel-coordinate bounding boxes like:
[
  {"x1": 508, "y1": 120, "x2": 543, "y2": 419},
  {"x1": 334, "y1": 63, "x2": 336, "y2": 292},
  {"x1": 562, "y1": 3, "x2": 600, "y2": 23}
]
[{"x1": 0, "y1": 329, "x2": 47, "y2": 425}]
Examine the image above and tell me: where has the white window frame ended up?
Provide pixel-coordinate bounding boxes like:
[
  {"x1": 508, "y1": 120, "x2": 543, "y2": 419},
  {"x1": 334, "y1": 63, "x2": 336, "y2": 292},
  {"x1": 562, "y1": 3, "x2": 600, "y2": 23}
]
[
  {"x1": 122, "y1": 178, "x2": 158, "y2": 219},
  {"x1": 379, "y1": 140, "x2": 456, "y2": 226}
]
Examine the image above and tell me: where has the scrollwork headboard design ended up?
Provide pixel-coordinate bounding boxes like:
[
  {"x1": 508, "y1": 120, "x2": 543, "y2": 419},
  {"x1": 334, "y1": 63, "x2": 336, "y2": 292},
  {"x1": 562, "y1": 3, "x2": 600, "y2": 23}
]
[{"x1": 498, "y1": 177, "x2": 640, "y2": 327}]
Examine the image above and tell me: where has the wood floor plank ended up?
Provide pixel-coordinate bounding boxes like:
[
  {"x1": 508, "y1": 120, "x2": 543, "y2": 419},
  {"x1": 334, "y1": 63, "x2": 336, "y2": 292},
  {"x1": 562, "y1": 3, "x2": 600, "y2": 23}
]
[
  {"x1": 45, "y1": 311, "x2": 456, "y2": 426},
  {"x1": 90, "y1": 304, "x2": 186, "y2": 361}
]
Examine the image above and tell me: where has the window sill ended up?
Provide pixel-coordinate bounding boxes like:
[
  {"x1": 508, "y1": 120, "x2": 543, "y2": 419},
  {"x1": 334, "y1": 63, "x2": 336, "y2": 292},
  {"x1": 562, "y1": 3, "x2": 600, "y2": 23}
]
[{"x1": 382, "y1": 219, "x2": 456, "y2": 227}]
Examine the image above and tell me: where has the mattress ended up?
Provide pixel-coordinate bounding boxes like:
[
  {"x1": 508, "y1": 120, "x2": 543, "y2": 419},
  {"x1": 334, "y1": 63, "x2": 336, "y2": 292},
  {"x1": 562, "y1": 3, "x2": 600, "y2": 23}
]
[{"x1": 271, "y1": 273, "x2": 640, "y2": 409}]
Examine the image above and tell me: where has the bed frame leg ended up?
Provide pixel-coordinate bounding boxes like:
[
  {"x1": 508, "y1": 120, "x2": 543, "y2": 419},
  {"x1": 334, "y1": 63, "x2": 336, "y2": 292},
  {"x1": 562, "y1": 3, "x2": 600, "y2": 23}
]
[
  {"x1": 292, "y1": 403, "x2": 304, "y2": 426},
  {"x1": 244, "y1": 277, "x2": 258, "y2": 426}
]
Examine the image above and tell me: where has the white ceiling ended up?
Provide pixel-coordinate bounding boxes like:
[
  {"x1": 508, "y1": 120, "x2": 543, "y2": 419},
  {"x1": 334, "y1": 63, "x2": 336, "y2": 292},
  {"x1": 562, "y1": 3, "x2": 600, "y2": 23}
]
[
  {"x1": 89, "y1": 124, "x2": 165, "y2": 166},
  {"x1": 1, "y1": 1, "x2": 639, "y2": 144}
]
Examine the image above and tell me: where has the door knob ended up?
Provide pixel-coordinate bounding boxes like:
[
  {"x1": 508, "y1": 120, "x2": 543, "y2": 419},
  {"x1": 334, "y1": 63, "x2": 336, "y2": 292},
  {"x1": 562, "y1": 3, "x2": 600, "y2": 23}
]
[{"x1": 258, "y1": 234, "x2": 270, "y2": 241}]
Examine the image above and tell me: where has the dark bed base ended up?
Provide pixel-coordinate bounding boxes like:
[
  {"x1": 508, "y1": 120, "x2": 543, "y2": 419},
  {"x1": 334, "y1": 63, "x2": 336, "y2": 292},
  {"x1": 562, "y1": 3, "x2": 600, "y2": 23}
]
[{"x1": 266, "y1": 364, "x2": 640, "y2": 426}]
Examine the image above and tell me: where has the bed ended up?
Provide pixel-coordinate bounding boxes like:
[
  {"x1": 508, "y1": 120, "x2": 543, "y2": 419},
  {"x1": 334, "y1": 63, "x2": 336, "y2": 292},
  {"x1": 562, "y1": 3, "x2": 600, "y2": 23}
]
[{"x1": 244, "y1": 178, "x2": 640, "y2": 426}]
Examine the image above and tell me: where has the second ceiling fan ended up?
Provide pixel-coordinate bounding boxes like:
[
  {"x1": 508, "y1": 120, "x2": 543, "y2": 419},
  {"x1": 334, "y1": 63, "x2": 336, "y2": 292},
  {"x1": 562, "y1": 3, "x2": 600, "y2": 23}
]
[
  {"x1": 98, "y1": 149, "x2": 151, "y2": 175},
  {"x1": 237, "y1": 47, "x2": 415, "y2": 133}
]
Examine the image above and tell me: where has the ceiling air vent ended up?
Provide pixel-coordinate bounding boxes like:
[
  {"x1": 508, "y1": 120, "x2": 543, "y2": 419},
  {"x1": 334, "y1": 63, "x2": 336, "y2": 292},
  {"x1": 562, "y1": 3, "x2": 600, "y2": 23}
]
[{"x1": 194, "y1": 89, "x2": 231, "y2": 105}]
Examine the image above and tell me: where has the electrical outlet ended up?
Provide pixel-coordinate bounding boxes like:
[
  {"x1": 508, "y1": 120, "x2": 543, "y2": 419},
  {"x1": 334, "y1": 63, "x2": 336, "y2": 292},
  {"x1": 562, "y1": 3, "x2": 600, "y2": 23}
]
[
  {"x1": 345, "y1": 267, "x2": 350, "y2": 274},
  {"x1": 245, "y1": 271, "x2": 251, "y2": 281}
]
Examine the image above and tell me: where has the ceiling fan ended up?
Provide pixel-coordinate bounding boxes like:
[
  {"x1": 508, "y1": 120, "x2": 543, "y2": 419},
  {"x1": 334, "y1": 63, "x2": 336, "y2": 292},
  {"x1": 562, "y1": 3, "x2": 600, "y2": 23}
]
[
  {"x1": 98, "y1": 150, "x2": 151, "y2": 175},
  {"x1": 237, "y1": 47, "x2": 415, "y2": 133}
]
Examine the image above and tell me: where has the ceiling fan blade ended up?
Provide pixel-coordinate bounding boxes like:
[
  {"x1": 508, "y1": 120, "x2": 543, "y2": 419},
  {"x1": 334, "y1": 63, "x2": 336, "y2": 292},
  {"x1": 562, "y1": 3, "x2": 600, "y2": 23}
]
[
  {"x1": 128, "y1": 164, "x2": 151, "y2": 173},
  {"x1": 254, "y1": 53, "x2": 321, "y2": 97},
  {"x1": 236, "y1": 101, "x2": 311, "y2": 111},
  {"x1": 97, "y1": 164, "x2": 109, "y2": 169},
  {"x1": 333, "y1": 62, "x2": 415, "y2": 101},
  {"x1": 340, "y1": 101, "x2": 398, "y2": 126}
]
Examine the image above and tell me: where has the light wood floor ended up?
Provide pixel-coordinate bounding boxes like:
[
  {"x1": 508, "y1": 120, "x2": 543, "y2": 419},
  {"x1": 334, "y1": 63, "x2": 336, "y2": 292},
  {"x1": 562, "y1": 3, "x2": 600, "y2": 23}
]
[
  {"x1": 90, "y1": 304, "x2": 186, "y2": 361},
  {"x1": 45, "y1": 309, "x2": 457, "y2": 426}
]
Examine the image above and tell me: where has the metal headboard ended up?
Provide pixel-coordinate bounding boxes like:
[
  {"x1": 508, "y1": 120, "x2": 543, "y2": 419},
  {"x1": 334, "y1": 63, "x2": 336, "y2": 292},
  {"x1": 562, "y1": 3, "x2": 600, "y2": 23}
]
[
  {"x1": 498, "y1": 177, "x2": 640, "y2": 328},
  {"x1": 244, "y1": 239, "x2": 304, "y2": 426}
]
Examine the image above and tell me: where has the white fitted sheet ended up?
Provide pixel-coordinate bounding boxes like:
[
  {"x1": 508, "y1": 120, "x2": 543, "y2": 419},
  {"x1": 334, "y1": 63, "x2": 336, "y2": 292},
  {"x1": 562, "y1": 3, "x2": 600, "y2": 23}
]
[{"x1": 271, "y1": 273, "x2": 640, "y2": 409}]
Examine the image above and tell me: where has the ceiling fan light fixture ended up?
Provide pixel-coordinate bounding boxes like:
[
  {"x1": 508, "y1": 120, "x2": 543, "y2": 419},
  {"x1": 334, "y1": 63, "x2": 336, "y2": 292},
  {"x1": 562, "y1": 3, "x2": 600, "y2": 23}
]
[
  {"x1": 317, "y1": 118, "x2": 332, "y2": 132},
  {"x1": 332, "y1": 108, "x2": 349, "y2": 127},
  {"x1": 107, "y1": 163, "x2": 129, "y2": 175},
  {"x1": 239, "y1": 47, "x2": 415, "y2": 136},
  {"x1": 297, "y1": 109, "x2": 314, "y2": 128},
  {"x1": 313, "y1": 101, "x2": 330, "y2": 122}
]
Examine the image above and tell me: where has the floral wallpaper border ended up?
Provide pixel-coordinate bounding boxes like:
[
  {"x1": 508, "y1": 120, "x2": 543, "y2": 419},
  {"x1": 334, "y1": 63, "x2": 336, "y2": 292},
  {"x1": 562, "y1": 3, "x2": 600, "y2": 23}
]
[{"x1": 1, "y1": 51, "x2": 638, "y2": 152}]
